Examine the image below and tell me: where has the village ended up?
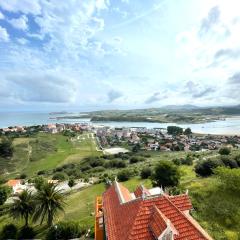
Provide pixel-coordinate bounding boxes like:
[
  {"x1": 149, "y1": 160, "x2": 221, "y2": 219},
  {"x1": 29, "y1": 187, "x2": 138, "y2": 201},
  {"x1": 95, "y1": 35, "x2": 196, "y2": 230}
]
[{"x1": 1, "y1": 123, "x2": 240, "y2": 154}]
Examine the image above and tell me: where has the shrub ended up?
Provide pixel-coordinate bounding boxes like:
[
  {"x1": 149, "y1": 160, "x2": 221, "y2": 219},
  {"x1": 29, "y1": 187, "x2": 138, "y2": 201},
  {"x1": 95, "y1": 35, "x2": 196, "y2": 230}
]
[
  {"x1": 117, "y1": 169, "x2": 131, "y2": 182},
  {"x1": 17, "y1": 226, "x2": 35, "y2": 240},
  {"x1": 195, "y1": 159, "x2": 223, "y2": 177},
  {"x1": 46, "y1": 221, "x2": 86, "y2": 240},
  {"x1": 172, "y1": 158, "x2": 181, "y2": 166},
  {"x1": 221, "y1": 156, "x2": 238, "y2": 169},
  {"x1": 0, "y1": 186, "x2": 9, "y2": 205},
  {"x1": 68, "y1": 178, "x2": 75, "y2": 188},
  {"x1": 37, "y1": 170, "x2": 46, "y2": 175},
  {"x1": 181, "y1": 155, "x2": 193, "y2": 165},
  {"x1": 151, "y1": 160, "x2": 180, "y2": 188},
  {"x1": 219, "y1": 147, "x2": 231, "y2": 155},
  {"x1": 19, "y1": 173, "x2": 27, "y2": 179},
  {"x1": 0, "y1": 224, "x2": 18, "y2": 240},
  {"x1": 140, "y1": 167, "x2": 152, "y2": 179},
  {"x1": 52, "y1": 172, "x2": 67, "y2": 181},
  {"x1": 129, "y1": 156, "x2": 145, "y2": 164}
]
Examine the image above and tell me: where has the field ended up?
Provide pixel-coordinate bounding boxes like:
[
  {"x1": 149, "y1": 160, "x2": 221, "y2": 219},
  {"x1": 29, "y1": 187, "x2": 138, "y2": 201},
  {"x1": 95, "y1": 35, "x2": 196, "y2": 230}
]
[{"x1": 1, "y1": 132, "x2": 99, "y2": 178}]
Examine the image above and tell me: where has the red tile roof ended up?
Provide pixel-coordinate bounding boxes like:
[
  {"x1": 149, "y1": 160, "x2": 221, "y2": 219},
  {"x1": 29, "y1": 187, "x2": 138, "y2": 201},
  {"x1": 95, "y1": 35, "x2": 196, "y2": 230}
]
[
  {"x1": 6, "y1": 179, "x2": 21, "y2": 187},
  {"x1": 102, "y1": 182, "x2": 212, "y2": 240},
  {"x1": 134, "y1": 185, "x2": 151, "y2": 198}
]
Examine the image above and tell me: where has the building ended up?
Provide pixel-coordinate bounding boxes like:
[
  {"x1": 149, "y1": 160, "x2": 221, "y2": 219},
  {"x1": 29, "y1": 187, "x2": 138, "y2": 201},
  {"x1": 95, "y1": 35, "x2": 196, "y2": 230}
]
[
  {"x1": 95, "y1": 181, "x2": 212, "y2": 240},
  {"x1": 6, "y1": 179, "x2": 25, "y2": 195}
]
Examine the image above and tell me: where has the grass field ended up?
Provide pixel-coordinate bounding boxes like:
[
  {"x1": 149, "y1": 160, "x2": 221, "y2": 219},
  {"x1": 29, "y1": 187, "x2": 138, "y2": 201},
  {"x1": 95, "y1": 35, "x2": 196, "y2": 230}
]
[{"x1": 3, "y1": 132, "x2": 99, "y2": 178}]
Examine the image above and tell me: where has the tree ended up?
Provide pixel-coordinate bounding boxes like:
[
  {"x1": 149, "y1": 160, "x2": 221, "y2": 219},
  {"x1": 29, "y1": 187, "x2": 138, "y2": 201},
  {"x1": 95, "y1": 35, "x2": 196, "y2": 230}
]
[
  {"x1": 117, "y1": 169, "x2": 131, "y2": 182},
  {"x1": 0, "y1": 186, "x2": 9, "y2": 205},
  {"x1": 33, "y1": 176, "x2": 46, "y2": 191},
  {"x1": 219, "y1": 147, "x2": 231, "y2": 155},
  {"x1": 184, "y1": 127, "x2": 192, "y2": 135},
  {"x1": 0, "y1": 224, "x2": 18, "y2": 240},
  {"x1": 0, "y1": 137, "x2": 13, "y2": 158},
  {"x1": 9, "y1": 190, "x2": 34, "y2": 227},
  {"x1": 167, "y1": 126, "x2": 183, "y2": 135},
  {"x1": 195, "y1": 159, "x2": 223, "y2": 177},
  {"x1": 52, "y1": 172, "x2": 67, "y2": 181},
  {"x1": 140, "y1": 167, "x2": 152, "y2": 179},
  {"x1": 151, "y1": 161, "x2": 180, "y2": 188},
  {"x1": 68, "y1": 178, "x2": 75, "y2": 188},
  {"x1": 33, "y1": 183, "x2": 65, "y2": 226},
  {"x1": 17, "y1": 226, "x2": 35, "y2": 239}
]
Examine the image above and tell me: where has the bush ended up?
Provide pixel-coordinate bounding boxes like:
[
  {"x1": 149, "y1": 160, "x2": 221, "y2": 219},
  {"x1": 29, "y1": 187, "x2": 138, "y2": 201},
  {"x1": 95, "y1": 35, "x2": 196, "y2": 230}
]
[
  {"x1": 129, "y1": 156, "x2": 145, "y2": 164},
  {"x1": 17, "y1": 226, "x2": 35, "y2": 240},
  {"x1": 219, "y1": 147, "x2": 231, "y2": 155},
  {"x1": 37, "y1": 170, "x2": 46, "y2": 175},
  {"x1": 52, "y1": 172, "x2": 67, "y2": 181},
  {"x1": 0, "y1": 224, "x2": 18, "y2": 240},
  {"x1": 221, "y1": 156, "x2": 238, "y2": 169},
  {"x1": 181, "y1": 155, "x2": 193, "y2": 165},
  {"x1": 46, "y1": 221, "x2": 86, "y2": 240},
  {"x1": 19, "y1": 173, "x2": 27, "y2": 179},
  {"x1": 140, "y1": 167, "x2": 152, "y2": 179},
  {"x1": 151, "y1": 161, "x2": 180, "y2": 188},
  {"x1": 173, "y1": 158, "x2": 181, "y2": 166},
  {"x1": 68, "y1": 178, "x2": 75, "y2": 188},
  {"x1": 117, "y1": 169, "x2": 131, "y2": 182},
  {"x1": 0, "y1": 186, "x2": 9, "y2": 205},
  {"x1": 195, "y1": 159, "x2": 223, "y2": 177}
]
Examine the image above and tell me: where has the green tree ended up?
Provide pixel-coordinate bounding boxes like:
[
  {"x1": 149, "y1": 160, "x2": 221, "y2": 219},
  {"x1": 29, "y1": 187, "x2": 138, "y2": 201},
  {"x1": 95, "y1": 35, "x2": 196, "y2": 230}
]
[
  {"x1": 167, "y1": 126, "x2": 183, "y2": 135},
  {"x1": 140, "y1": 167, "x2": 152, "y2": 179},
  {"x1": 0, "y1": 186, "x2": 9, "y2": 205},
  {"x1": 68, "y1": 178, "x2": 75, "y2": 188},
  {"x1": 151, "y1": 160, "x2": 180, "y2": 188},
  {"x1": 184, "y1": 127, "x2": 192, "y2": 135},
  {"x1": 0, "y1": 224, "x2": 18, "y2": 240},
  {"x1": 33, "y1": 183, "x2": 65, "y2": 226},
  {"x1": 0, "y1": 137, "x2": 13, "y2": 158},
  {"x1": 117, "y1": 169, "x2": 131, "y2": 182},
  {"x1": 219, "y1": 147, "x2": 231, "y2": 155},
  {"x1": 9, "y1": 190, "x2": 34, "y2": 227}
]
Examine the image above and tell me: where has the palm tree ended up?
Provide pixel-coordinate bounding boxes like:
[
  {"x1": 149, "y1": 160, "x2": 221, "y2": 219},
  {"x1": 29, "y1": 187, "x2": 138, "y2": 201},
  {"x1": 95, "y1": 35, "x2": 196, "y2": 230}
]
[
  {"x1": 33, "y1": 182, "x2": 65, "y2": 227},
  {"x1": 9, "y1": 190, "x2": 34, "y2": 227}
]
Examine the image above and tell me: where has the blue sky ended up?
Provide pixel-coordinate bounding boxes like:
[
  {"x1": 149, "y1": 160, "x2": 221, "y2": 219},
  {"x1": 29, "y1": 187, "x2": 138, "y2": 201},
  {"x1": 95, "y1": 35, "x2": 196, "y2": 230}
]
[{"x1": 0, "y1": 0, "x2": 240, "y2": 111}]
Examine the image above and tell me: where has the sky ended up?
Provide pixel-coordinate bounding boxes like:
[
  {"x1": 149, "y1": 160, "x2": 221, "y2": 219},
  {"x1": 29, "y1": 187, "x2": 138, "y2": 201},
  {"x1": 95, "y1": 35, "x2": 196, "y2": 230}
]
[{"x1": 0, "y1": 0, "x2": 240, "y2": 112}]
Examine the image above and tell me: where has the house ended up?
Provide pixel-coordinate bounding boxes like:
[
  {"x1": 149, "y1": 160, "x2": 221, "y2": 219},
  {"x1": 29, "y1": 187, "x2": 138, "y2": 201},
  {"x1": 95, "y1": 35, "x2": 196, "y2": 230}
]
[
  {"x1": 6, "y1": 179, "x2": 25, "y2": 195},
  {"x1": 95, "y1": 181, "x2": 212, "y2": 240}
]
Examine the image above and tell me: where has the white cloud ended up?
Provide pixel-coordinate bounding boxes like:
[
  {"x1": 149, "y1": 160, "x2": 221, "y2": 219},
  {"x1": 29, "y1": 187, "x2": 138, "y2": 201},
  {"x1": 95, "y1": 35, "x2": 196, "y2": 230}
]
[
  {"x1": 8, "y1": 15, "x2": 28, "y2": 30},
  {"x1": 0, "y1": 0, "x2": 41, "y2": 15},
  {"x1": 0, "y1": 11, "x2": 4, "y2": 19},
  {"x1": 96, "y1": 0, "x2": 110, "y2": 10},
  {"x1": 0, "y1": 26, "x2": 9, "y2": 42},
  {"x1": 17, "y1": 38, "x2": 29, "y2": 45}
]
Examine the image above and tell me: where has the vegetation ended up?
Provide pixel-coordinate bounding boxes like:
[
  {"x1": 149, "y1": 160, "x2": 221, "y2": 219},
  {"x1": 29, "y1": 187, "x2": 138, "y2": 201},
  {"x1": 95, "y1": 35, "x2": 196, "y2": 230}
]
[
  {"x1": 0, "y1": 187, "x2": 9, "y2": 205},
  {"x1": 0, "y1": 224, "x2": 18, "y2": 240},
  {"x1": 167, "y1": 126, "x2": 183, "y2": 135},
  {"x1": 33, "y1": 183, "x2": 65, "y2": 226},
  {"x1": 140, "y1": 167, "x2": 152, "y2": 179},
  {"x1": 152, "y1": 160, "x2": 180, "y2": 188},
  {"x1": 9, "y1": 190, "x2": 35, "y2": 227},
  {"x1": 219, "y1": 146, "x2": 231, "y2": 155},
  {"x1": 46, "y1": 221, "x2": 87, "y2": 240},
  {"x1": 0, "y1": 137, "x2": 13, "y2": 158}
]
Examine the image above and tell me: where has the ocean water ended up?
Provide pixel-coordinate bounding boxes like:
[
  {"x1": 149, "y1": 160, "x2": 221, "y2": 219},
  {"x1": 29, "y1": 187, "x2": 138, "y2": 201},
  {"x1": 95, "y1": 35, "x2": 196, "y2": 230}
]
[{"x1": 0, "y1": 112, "x2": 240, "y2": 135}]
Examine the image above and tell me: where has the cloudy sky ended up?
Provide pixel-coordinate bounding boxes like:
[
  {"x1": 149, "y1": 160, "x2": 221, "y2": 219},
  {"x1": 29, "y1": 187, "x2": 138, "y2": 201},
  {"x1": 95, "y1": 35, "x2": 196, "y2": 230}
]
[{"x1": 0, "y1": 0, "x2": 240, "y2": 111}]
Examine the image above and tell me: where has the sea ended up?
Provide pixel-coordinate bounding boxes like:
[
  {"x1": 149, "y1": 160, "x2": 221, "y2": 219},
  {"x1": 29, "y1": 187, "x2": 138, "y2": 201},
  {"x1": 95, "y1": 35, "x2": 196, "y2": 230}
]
[{"x1": 1, "y1": 111, "x2": 240, "y2": 135}]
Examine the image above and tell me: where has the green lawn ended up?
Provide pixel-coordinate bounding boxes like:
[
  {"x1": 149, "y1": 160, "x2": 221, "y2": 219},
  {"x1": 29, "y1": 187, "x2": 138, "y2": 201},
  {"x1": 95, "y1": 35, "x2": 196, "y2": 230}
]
[{"x1": 4, "y1": 132, "x2": 100, "y2": 178}]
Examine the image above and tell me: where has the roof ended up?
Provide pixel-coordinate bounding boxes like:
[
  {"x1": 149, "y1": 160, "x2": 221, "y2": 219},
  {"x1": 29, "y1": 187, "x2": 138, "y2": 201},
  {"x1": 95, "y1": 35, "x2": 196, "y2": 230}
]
[
  {"x1": 102, "y1": 182, "x2": 212, "y2": 240},
  {"x1": 6, "y1": 179, "x2": 21, "y2": 187},
  {"x1": 134, "y1": 185, "x2": 151, "y2": 198}
]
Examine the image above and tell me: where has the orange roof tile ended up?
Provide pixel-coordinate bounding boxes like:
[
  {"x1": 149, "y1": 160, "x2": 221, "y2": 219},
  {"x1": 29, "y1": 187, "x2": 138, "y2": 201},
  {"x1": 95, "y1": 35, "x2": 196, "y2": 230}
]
[
  {"x1": 6, "y1": 179, "x2": 21, "y2": 187},
  {"x1": 102, "y1": 182, "x2": 212, "y2": 240},
  {"x1": 134, "y1": 185, "x2": 151, "y2": 198}
]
